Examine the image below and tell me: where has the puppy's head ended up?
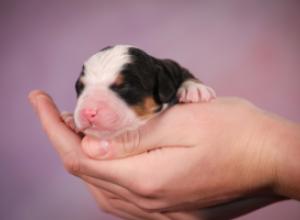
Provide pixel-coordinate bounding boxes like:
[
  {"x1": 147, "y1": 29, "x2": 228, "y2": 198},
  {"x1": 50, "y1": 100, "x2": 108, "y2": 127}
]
[{"x1": 74, "y1": 45, "x2": 187, "y2": 138}]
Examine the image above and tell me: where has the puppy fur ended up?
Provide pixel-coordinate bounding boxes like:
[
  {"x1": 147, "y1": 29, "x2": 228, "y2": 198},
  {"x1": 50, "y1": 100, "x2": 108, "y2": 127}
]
[{"x1": 65, "y1": 45, "x2": 216, "y2": 138}]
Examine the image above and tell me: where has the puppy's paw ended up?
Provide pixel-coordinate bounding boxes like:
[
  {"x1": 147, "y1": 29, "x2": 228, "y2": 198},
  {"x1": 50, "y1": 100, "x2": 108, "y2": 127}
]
[
  {"x1": 177, "y1": 80, "x2": 216, "y2": 103},
  {"x1": 61, "y1": 111, "x2": 77, "y2": 132}
]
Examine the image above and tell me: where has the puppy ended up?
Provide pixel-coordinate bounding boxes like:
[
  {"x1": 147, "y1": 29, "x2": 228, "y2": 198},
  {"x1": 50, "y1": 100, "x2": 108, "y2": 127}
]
[{"x1": 62, "y1": 45, "x2": 216, "y2": 138}]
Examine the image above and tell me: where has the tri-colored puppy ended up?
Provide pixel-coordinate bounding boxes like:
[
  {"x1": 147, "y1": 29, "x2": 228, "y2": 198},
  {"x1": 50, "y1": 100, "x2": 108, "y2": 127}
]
[{"x1": 62, "y1": 45, "x2": 216, "y2": 138}]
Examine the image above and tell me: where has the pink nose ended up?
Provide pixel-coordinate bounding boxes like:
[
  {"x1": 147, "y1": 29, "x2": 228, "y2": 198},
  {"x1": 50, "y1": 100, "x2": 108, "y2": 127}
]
[
  {"x1": 80, "y1": 106, "x2": 120, "y2": 130},
  {"x1": 81, "y1": 108, "x2": 97, "y2": 122}
]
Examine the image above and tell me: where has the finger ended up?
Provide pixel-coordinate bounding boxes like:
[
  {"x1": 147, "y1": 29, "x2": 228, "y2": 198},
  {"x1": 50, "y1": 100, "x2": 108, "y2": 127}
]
[
  {"x1": 86, "y1": 184, "x2": 152, "y2": 220},
  {"x1": 100, "y1": 189, "x2": 120, "y2": 200},
  {"x1": 82, "y1": 171, "x2": 173, "y2": 212},
  {"x1": 108, "y1": 198, "x2": 167, "y2": 220},
  {"x1": 82, "y1": 175, "x2": 137, "y2": 200},
  {"x1": 85, "y1": 183, "x2": 113, "y2": 213},
  {"x1": 78, "y1": 152, "x2": 152, "y2": 187},
  {"x1": 81, "y1": 174, "x2": 156, "y2": 207}
]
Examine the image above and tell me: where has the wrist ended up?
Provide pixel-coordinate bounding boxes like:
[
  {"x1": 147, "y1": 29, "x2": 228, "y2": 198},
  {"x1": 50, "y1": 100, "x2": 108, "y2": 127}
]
[
  {"x1": 233, "y1": 103, "x2": 299, "y2": 199},
  {"x1": 237, "y1": 108, "x2": 281, "y2": 196},
  {"x1": 268, "y1": 115, "x2": 300, "y2": 200}
]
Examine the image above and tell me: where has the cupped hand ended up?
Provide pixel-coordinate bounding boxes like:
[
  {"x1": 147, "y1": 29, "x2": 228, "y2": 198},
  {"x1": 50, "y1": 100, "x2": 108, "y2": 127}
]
[{"x1": 29, "y1": 90, "x2": 283, "y2": 220}]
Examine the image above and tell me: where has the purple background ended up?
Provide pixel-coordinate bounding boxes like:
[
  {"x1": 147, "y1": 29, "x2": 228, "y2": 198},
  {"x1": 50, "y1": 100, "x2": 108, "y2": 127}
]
[{"x1": 1, "y1": 0, "x2": 299, "y2": 219}]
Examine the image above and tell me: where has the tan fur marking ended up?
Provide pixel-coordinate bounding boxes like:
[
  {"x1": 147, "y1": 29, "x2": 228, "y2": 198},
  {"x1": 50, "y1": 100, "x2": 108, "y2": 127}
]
[
  {"x1": 131, "y1": 97, "x2": 158, "y2": 117},
  {"x1": 113, "y1": 74, "x2": 124, "y2": 86}
]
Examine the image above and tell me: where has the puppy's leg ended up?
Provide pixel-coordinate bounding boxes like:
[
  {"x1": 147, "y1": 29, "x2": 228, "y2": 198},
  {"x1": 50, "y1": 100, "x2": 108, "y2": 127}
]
[
  {"x1": 61, "y1": 111, "x2": 77, "y2": 132},
  {"x1": 177, "y1": 80, "x2": 216, "y2": 103}
]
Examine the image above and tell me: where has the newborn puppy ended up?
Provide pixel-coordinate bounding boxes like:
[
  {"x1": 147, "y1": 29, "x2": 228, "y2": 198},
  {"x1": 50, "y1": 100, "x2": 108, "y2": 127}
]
[{"x1": 62, "y1": 45, "x2": 216, "y2": 138}]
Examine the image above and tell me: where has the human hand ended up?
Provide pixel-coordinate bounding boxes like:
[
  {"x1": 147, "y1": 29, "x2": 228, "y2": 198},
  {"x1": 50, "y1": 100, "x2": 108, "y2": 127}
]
[
  {"x1": 29, "y1": 90, "x2": 286, "y2": 219},
  {"x1": 81, "y1": 96, "x2": 284, "y2": 211}
]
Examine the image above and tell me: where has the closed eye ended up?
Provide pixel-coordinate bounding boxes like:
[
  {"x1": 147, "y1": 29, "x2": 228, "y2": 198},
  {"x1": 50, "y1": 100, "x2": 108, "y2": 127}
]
[
  {"x1": 110, "y1": 82, "x2": 130, "y2": 92},
  {"x1": 75, "y1": 79, "x2": 85, "y2": 97}
]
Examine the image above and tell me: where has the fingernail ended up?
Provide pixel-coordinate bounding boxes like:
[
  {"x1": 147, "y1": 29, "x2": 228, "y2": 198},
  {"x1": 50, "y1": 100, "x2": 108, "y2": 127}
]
[
  {"x1": 30, "y1": 97, "x2": 37, "y2": 107},
  {"x1": 82, "y1": 137, "x2": 110, "y2": 158},
  {"x1": 98, "y1": 140, "x2": 109, "y2": 156},
  {"x1": 28, "y1": 90, "x2": 43, "y2": 108},
  {"x1": 32, "y1": 95, "x2": 45, "y2": 113},
  {"x1": 28, "y1": 94, "x2": 37, "y2": 109},
  {"x1": 29, "y1": 93, "x2": 46, "y2": 111}
]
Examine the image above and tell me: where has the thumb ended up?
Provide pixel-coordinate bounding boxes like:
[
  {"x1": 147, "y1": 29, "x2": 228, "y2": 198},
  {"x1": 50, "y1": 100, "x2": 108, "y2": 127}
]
[{"x1": 81, "y1": 114, "x2": 185, "y2": 159}]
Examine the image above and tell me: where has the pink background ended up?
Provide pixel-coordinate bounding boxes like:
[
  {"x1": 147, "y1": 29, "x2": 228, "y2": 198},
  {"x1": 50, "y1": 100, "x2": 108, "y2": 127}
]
[{"x1": 1, "y1": 0, "x2": 299, "y2": 219}]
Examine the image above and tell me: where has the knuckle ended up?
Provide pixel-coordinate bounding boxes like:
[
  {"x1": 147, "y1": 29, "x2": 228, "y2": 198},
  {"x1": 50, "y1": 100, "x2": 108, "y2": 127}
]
[
  {"x1": 62, "y1": 152, "x2": 81, "y2": 175},
  {"x1": 135, "y1": 180, "x2": 159, "y2": 197},
  {"x1": 121, "y1": 129, "x2": 140, "y2": 155}
]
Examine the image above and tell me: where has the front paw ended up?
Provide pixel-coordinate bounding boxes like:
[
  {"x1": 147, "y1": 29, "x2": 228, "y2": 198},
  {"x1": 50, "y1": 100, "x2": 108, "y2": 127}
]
[
  {"x1": 177, "y1": 80, "x2": 216, "y2": 103},
  {"x1": 61, "y1": 111, "x2": 77, "y2": 132}
]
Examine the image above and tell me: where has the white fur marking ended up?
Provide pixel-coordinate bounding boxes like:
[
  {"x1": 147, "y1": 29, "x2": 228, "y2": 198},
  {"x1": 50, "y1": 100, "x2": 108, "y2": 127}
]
[
  {"x1": 177, "y1": 80, "x2": 216, "y2": 103},
  {"x1": 83, "y1": 45, "x2": 133, "y2": 85}
]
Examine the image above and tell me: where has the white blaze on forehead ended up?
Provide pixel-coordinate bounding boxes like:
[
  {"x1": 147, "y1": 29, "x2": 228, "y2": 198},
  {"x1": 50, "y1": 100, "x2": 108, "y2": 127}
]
[
  {"x1": 83, "y1": 45, "x2": 133, "y2": 85},
  {"x1": 74, "y1": 45, "x2": 140, "y2": 135}
]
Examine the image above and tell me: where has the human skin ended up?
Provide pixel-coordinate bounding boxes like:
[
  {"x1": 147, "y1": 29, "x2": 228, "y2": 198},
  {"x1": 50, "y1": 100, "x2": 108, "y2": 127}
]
[{"x1": 29, "y1": 90, "x2": 300, "y2": 219}]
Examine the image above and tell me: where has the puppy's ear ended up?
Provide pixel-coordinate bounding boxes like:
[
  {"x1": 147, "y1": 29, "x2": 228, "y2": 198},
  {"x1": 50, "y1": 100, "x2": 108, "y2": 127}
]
[
  {"x1": 155, "y1": 59, "x2": 192, "y2": 104},
  {"x1": 155, "y1": 65, "x2": 176, "y2": 103}
]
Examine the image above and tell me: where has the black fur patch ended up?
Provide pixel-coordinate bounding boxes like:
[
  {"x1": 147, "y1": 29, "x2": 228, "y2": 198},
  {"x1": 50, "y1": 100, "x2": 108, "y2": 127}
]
[
  {"x1": 155, "y1": 58, "x2": 195, "y2": 104},
  {"x1": 75, "y1": 66, "x2": 85, "y2": 97},
  {"x1": 110, "y1": 47, "x2": 195, "y2": 110},
  {"x1": 110, "y1": 48, "x2": 157, "y2": 106},
  {"x1": 100, "y1": 45, "x2": 113, "y2": 51}
]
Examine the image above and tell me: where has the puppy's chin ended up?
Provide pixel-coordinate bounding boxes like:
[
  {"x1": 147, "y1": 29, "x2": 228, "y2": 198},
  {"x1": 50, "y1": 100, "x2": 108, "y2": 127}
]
[{"x1": 82, "y1": 118, "x2": 147, "y2": 139}]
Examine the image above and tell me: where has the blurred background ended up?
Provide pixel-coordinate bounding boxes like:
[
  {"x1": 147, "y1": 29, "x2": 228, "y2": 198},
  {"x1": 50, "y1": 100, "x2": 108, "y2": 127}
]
[{"x1": 1, "y1": 0, "x2": 299, "y2": 219}]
